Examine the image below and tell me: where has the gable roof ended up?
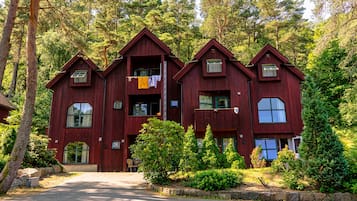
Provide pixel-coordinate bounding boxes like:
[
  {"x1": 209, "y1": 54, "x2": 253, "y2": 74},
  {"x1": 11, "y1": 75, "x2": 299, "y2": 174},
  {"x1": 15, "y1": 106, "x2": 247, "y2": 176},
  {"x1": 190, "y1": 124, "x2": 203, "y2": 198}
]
[
  {"x1": 104, "y1": 28, "x2": 184, "y2": 77},
  {"x1": 174, "y1": 39, "x2": 255, "y2": 81},
  {"x1": 46, "y1": 52, "x2": 103, "y2": 89},
  {"x1": 0, "y1": 93, "x2": 14, "y2": 110},
  {"x1": 193, "y1": 39, "x2": 234, "y2": 60},
  {"x1": 249, "y1": 44, "x2": 304, "y2": 80},
  {"x1": 119, "y1": 28, "x2": 172, "y2": 56}
]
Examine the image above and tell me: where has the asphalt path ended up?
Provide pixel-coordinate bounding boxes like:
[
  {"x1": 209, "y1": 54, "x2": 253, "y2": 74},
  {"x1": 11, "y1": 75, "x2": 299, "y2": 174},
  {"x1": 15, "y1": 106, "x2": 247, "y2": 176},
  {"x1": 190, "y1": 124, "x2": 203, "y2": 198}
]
[{"x1": 3, "y1": 172, "x2": 224, "y2": 201}]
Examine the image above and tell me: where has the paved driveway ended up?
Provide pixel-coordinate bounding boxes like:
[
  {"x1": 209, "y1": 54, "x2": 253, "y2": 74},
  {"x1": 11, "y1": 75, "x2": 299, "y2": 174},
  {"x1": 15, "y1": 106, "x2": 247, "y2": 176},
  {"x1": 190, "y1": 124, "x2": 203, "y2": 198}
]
[{"x1": 3, "y1": 172, "x2": 222, "y2": 201}]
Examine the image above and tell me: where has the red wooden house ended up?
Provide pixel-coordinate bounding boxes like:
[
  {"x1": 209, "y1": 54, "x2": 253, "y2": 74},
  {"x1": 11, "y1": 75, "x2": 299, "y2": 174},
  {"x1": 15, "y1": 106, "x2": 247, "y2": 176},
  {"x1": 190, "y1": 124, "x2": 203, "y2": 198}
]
[
  {"x1": 47, "y1": 28, "x2": 183, "y2": 171},
  {"x1": 175, "y1": 41, "x2": 303, "y2": 164},
  {"x1": 47, "y1": 28, "x2": 304, "y2": 171}
]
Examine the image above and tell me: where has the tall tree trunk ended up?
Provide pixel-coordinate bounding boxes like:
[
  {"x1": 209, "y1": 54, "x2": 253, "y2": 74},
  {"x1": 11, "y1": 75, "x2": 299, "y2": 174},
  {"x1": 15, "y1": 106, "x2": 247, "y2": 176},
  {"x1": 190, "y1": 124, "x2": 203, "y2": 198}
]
[
  {"x1": 8, "y1": 24, "x2": 25, "y2": 97},
  {"x1": 0, "y1": 0, "x2": 20, "y2": 90},
  {"x1": 0, "y1": 0, "x2": 39, "y2": 194}
]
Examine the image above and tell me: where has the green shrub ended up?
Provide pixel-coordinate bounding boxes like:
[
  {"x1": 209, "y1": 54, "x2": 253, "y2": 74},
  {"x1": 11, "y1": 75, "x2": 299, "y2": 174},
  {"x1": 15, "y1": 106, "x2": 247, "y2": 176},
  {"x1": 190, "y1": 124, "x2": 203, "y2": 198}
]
[
  {"x1": 224, "y1": 139, "x2": 245, "y2": 169},
  {"x1": 188, "y1": 169, "x2": 243, "y2": 191},
  {"x1": 250, "y1": 146, "x2": 266, "y2": 168},
  {"x1": 130, "y1": 118, "x2": 184, "y2": 184},
  {"x1": 179, "y1": 125, "x2": 200, "y2": 172},
  {"x1": 271, "y1": 145, "x2": 296, "y2": 173},
  {"x1": 22, "y1": 134, "x2": 59, "y2": 168},
  {"x1": 200, "y1": 124, "x2": 221, "y2": 169}
]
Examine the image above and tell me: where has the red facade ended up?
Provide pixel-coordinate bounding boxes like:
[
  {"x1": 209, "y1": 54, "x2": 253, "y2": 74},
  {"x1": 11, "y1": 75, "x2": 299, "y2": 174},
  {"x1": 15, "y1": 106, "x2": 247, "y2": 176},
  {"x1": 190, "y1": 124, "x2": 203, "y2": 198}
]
[{"x1": 47, "y1": 28, "x2": 304, "y2": 171}]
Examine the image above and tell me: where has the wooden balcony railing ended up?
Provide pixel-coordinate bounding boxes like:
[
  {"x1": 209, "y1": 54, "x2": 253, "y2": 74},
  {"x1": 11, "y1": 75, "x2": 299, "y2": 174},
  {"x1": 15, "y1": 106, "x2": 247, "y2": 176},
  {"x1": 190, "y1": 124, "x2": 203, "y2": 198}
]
[
  {"x1": 194, "y1": 108, "x2": 239, "y2": 132},
  {"x1": 126, "y1": 76, "x2": 161, "y2": 95},
  {"x1": 125, "y1": 115, "x2": 162, "y2": 135}
]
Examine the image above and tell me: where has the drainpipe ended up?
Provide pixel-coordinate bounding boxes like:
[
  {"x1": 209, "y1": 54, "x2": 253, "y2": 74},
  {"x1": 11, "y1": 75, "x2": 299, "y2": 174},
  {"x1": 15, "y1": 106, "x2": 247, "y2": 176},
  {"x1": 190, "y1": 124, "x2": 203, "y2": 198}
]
[
  {"x1": 99, "y1": 78, "x2": 107, "y2": 172},
  {"x1": 247, "y1": 79, "x2": 254, "y2": 166}
]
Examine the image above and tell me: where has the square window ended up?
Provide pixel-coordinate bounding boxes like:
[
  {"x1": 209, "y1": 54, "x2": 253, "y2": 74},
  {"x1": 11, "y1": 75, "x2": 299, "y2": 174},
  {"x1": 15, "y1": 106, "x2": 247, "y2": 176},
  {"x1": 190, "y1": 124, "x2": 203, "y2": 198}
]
[
  {"x1": 207, "y1": 59, "x2": 222, "y2": 73},
  {"x1": 71, "y1": 70, "x2": 88, "y2": 83},
  {"x1": 262, "y1": 64, "x2": 278, "y2": 77}
]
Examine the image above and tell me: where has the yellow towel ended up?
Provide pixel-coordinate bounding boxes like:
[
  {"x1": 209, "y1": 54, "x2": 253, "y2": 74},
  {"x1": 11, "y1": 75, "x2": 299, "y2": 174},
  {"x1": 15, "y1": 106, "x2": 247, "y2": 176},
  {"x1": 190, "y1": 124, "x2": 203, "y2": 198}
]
[{"x1": 138, "y1": 76, "x2": 149, "y2": 89}]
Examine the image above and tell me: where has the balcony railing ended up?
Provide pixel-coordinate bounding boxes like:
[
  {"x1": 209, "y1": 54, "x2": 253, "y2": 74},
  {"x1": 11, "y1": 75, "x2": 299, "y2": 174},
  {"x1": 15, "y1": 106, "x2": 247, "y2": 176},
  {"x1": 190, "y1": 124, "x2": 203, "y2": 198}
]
[
  {"x1": 125, "y1": 115, "x2": 162, "y2": 135},
  {"x1": 194, "y1": 108, "x2": 239, "y2": 132},
  {"x1": 126, "y1": 76, "x2": 161, "y2": 95}
]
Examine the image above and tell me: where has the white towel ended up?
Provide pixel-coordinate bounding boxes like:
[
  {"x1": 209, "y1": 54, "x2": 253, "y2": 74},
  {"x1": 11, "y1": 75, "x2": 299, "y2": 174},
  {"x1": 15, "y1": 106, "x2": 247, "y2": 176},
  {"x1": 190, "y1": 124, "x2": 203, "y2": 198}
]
[{"x1": 149, "y1": 75, "x2": 161, "y2": 88}]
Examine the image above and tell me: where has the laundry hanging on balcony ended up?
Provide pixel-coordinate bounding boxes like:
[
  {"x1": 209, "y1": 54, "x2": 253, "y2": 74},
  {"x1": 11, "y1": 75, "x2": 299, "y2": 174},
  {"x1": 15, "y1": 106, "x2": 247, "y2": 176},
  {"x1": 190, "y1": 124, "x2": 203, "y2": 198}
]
[
  {"x1": 138, "y1": 76, "x2": 149, "y2": 89},
  {"x1": 149, "y1": 75, "x2": 161, "y2": 88}
]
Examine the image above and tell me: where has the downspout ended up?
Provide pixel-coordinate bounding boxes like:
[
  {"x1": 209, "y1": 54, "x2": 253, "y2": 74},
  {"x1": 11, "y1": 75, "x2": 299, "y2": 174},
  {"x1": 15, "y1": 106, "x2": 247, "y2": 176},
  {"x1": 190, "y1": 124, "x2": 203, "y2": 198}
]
[
  {"x1": 247, "y1": 79, "x2": 254, "y2": 166},
  {"x1": 99, "y1": 78, "x2": 107, "y2": 172}
]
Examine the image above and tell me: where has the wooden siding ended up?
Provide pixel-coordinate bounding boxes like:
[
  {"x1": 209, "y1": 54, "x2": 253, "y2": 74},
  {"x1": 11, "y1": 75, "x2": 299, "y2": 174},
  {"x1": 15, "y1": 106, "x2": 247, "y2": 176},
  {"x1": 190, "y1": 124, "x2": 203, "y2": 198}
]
[
  {"x1": 194, "y1": 109, "x2": 239, "y2": 132},
  {"x1": 125, "y1": 115, "x2": 160, "y2": 134}
]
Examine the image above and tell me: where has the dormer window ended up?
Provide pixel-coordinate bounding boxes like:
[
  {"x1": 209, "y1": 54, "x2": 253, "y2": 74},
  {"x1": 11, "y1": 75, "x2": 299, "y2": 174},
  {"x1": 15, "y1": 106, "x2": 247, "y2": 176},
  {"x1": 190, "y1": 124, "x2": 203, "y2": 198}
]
[
  {"x1": 71, "y1": 70, "x2": 88, "y2": 83},
  {"x1": 207, "y1": 59, "x2": 222, "y2": 73},
  {"x1": 262, "y1": 64, "x2": 278, "y2": 77}
]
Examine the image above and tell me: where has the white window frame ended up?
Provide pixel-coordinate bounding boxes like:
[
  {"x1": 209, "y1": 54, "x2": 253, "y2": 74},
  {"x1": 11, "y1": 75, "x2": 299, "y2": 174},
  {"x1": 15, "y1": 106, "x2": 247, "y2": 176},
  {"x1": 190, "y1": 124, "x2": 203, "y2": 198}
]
[
  {"x1": 206, "y1": 59, "x2": 223, "y2": 73},
  {"x1": 66, "y1": 103, "x2": 93, "y2": 128},
  {"x1": 258, "y1": 98, "x2": 286, "y2": 123},
  {"x1": 71, "y1": 70, "x2": 88, "y2": 83},
  {"x1": 262, "y1": 64, "x2": 278, "y2": 77}
]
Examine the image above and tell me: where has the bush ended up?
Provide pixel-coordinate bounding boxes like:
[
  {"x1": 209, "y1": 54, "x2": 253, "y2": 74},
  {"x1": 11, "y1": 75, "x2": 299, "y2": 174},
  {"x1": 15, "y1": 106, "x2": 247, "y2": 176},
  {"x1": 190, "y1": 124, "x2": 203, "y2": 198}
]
[
  {"x1": 130, "y1": 118, "x2": 184, "y2": 184},
  {"x1": 22, "y1": 134, "x2": 59, "y2": 168},
  {"x1": 271, "y1": 145, "x2": 296, "y2": 173},
  {"x1": 201, "y1": 124, "x2": 221, "y2": 169},
  {"x1": 179, "y1": 125, "x2": 200, "y2": 172},
  {"x1": 224, "y1": 139, "x2": 245, "y2": 169},
  {"x1": 188, "y1": 169, "x2": 243, "y2": 191},
  {"x1": 250, "y1": 146, "x2": 266, "y2": 168}
]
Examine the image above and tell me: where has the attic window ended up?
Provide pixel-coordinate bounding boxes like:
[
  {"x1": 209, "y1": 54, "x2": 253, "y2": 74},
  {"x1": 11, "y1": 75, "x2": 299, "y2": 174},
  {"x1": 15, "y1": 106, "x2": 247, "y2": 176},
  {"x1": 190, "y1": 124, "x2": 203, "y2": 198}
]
[
  {"x1": 207, "y1": 59, "x2": 222, "y2": 73},
  {"x1": 71, "y1": 70, "x2": 88, "y2": 83},
  {"x1": 262, "y1": 64, "x2": 278, "y2": 77}
]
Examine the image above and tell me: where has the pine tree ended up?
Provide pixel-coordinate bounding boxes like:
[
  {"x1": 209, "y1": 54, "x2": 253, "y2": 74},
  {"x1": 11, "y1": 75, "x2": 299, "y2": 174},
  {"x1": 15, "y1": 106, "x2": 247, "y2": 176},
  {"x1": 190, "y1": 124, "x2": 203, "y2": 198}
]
[
  {"x1": 299, "y1": 76, "x2": 348, "y2": 192},
  {"x1": 179, "y1": 125, "x2": 200, "y2": 172},
  {"x1": 201, "y1": 124, "x2": 220, "y2": 169}
]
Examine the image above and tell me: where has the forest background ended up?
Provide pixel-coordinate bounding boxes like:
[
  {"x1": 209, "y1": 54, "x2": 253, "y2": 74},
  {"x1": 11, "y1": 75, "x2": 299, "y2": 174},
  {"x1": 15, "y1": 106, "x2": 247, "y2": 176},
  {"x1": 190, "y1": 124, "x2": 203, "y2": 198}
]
[{"x1": 0, "y1": 0, "x2": 355, "y2": 178}]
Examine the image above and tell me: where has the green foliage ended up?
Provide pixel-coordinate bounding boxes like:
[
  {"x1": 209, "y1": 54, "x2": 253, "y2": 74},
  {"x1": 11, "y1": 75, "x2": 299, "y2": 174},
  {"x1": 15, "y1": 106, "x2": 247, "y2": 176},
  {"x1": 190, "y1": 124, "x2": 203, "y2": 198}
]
[
  {"x1": 130, "y1": 118, "x2": 184, "y2": 184},
  {"x1": 223, "y1": 139, "x2": 245, "y2": 169},
  {"x1": 299, "y1": 76, "x2": 349, "y2": 192},
  {"x1": 271, "y1": 145, "x2": 296, "y2": 173},
  {"x1": 179, "y1": 125, "x2": 200, "y2": 172},
  {"x1": 250, "y1": 146, "x2": 266, "y2": 168},
  {"x1": 1, "y1": 127, "x2": 16, "y2": 155},
  {"x1": 188, "y1": 169, "x2": 243, "y2": 191},
  {"x1": 22, "y1": 134, "x2": 58, "y2": 168},
  {"x1": 0, "y1": 153, "x2": 8, "y2": 172},
  {"x1": 340, "y1": 80, "x2": 357, "y2": 127},
  {"x1": 200, "y1": 124, "x2": 221, "y2": 169},
  {"x1": 308, "y1": 40, "x2": 349, "y2": 125}
]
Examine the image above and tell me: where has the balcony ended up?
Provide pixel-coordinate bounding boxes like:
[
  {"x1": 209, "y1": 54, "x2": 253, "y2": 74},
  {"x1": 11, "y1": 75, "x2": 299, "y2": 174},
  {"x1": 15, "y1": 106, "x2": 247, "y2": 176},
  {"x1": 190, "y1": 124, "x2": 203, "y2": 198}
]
[
  {"x1": 125, "y1": 115, "x2": 162, "y2": 135},
  {"x1": 194, "y1": 108, "x2": 239, "y2": 132},
  {"x1": 126, "y1": 76, "x2": 161, "y2": 95}
]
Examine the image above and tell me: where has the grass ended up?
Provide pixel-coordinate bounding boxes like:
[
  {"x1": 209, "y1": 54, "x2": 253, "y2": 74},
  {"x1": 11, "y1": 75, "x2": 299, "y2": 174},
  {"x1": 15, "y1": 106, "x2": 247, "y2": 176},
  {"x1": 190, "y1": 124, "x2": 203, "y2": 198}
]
[
  {"x1": 171, "y1": 167, "x2": 285, "y2": 189},
  {"x1": 240, "y1": 167, "x2": 284, "y2": 188},
  {"x1": 0, "y1": 172, "x2": 79, "y2": 199}
]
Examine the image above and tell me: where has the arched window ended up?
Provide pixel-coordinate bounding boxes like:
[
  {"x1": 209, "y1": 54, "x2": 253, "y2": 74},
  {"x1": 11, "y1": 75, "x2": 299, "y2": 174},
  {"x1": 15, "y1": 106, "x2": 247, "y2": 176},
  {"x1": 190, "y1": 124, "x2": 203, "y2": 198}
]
[
  {"x1": 66, "y1": 103, "x2": 92, "y2": 127},
  {"x1": 258, "y1": 98, "x2": 286, "y2": 123},
  {"x1": 63, "y1": 142, "x2": 89, "y2": 164}
]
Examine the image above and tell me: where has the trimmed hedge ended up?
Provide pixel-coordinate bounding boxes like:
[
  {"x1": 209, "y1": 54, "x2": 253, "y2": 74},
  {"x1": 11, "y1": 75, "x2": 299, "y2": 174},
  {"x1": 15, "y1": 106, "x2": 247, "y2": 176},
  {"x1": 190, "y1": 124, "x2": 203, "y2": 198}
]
[{"x1": 188, "y1": 169, "x2": 243, "y2": 191}]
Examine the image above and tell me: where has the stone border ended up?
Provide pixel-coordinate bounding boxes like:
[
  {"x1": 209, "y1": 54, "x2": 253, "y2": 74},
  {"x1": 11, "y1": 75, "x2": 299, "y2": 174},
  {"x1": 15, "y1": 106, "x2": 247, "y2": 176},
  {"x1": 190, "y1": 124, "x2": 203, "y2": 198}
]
[{"x1": 149, "y1": 184, "x2": 357, "y2": 201}]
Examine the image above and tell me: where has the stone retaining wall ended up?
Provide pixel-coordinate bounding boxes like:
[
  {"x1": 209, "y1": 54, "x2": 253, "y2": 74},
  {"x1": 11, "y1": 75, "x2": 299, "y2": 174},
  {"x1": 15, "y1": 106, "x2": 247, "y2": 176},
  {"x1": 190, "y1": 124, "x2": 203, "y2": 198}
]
[{"x1": 149, "y1": 184, "x2": 357, "y2": 201}]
